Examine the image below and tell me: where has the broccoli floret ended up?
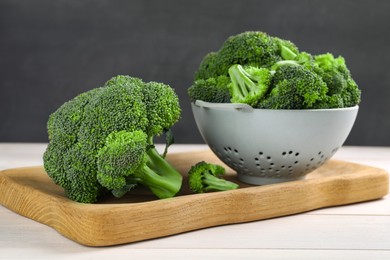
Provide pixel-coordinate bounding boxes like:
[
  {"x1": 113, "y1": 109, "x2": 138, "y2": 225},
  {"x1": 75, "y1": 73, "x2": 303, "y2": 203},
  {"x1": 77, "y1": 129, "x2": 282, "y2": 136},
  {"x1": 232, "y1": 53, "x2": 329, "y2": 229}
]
[
  {"x1": 294, "y1": 52, "x2": 315, "y2": 68},
  {"x1": 215, "y1": 31, "x2": 281, "y2": 76},
  {"x1": 96, "y1": 130, "x2": 182, "y2": 199},
  {"x1": 142, "y1": 81, "x2": 182, "y2": 137},
  {"x1": 273, "y1": 52, "x2": 361, "y2": 109},
  {"x1": 313, "y1": 94, "x2": 344, "y2": 109},
  {"x1": 188, "y1": 161, "x2": 239, "y2": 193},
  {"x1": 274, "y1": 37, "x2": 299, "y2": 60},
  {"x1": 194, "y1": 52, "x2": 220, "y2": 80},
  {"x1": 228, "y1": 64, "x2": 272, "y2": 107},
  {"x1": 259, "y1": 65, "x2": 328, "y2": 109},
  {"x1": 313, "y1": 53, "x2": 361, "y2": 108},
  {"x1": 43, "y1": 75, "x2": 182, "y2": 203},
  {"x1": 188, "y1": 75, "x2": 231, "y2": 103},
  {"x1": 194, "y1": 32, "x2": 286, "y2": 80}
]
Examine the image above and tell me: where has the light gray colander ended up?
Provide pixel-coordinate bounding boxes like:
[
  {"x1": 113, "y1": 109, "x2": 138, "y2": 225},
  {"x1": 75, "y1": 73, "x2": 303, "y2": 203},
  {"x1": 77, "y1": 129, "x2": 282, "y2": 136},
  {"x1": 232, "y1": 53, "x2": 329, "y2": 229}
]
[{"x1": 191, "y1": 100, "x2": 359, "y2": 185}]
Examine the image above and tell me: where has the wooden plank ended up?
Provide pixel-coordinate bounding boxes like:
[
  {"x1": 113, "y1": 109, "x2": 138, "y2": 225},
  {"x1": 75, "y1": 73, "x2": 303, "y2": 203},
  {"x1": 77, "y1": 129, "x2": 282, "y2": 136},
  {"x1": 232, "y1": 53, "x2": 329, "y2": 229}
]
[
  {"x1": 2, "y1": 207, "x2": 390, "y2": 251},
  {"x1": 0, "y1": 150, "x2": 388, "y2": 246}
]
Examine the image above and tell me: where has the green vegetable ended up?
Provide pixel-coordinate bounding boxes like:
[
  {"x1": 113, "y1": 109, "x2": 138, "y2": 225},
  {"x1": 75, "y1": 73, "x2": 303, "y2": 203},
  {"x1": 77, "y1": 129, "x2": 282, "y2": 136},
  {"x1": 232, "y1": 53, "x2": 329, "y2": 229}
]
[
  {"x1": 188, "y1": 76, "x2": 231, "y2": 103},
  {"x1": 228, "y1": 64, "x2": 272, "y2": 107},
  {"x1": 96, "y1": 130, "x2": 182, "y2": 199},
  {"x1": 194, "y1": 52, "x2": 220, "y2": 80},
  {"x1": 312, "y1": 53, "x2": 361, "y2": 108},
  {"x1": 43, "y1": 75, "x2": 182, "y2": 203},
  {"x1": 188, "y1": 161, "x2": 239, "y2": 193},
  {"x1": 259, "y1": 64, "x2": 328, "y2": 109},
  {"x1": 188, "y1": 31, "x2": 361, "y2": 109},
  {"x1": 214, "y1": 32, "x2": 278, "y2": 75}
]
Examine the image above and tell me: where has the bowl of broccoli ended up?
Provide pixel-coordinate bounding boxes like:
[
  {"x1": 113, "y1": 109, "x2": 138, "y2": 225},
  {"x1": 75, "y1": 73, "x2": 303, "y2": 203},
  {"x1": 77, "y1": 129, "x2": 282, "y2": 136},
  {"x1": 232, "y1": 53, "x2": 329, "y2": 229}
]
[{"x1": 188, "y1": 31, "x2": 360, "y2": 185}]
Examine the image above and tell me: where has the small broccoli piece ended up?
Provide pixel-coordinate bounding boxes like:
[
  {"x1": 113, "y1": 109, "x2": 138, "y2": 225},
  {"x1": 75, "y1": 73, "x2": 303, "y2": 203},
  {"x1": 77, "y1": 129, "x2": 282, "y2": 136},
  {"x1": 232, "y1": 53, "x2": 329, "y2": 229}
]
[
  {"x1": 294, "y1": 52, "x2": 314, "y2": 67},
  {"x1": 228, "y1": 64, "x2": 271, "y2": 107},
  {"x1": 96, "y1": 130, "x2": 182, "y2": 199},
  {"x1": 43, "y1": 75, "x2": 182, "y2": 203},
  {"x1": 96, "y1": 130, "x2": 146, "y2": 191},
  {"x1": 274, "y1": 37, "x2": 299, "y2": 60},
  {"x1": 259, "y1": 65, "x2": 328, "y2": 109},
  {"x1": 195, "y1": 52, "x2": 220, "y2": 80},
  {"x1": 188, "y1": 161, "x2": 239, "y2": 193},
  {"x1": 188, "y1": 75, "x2": 231, "y2": 103},
  {"x1": 314, "y1": 53, "x2": 348, "y2": 93},
  {"x1": 313, "y1": 53, "x2": 361, "y2": 108},
  {"x1": 270, "y1": 60, "x2": 301, "y2": 71},
  {"x1": 215, "y1": 31, "x2": 281, "y2": 76},
  {"x1": 313, "y1": 94, "x2": 344, "y2": 109}
]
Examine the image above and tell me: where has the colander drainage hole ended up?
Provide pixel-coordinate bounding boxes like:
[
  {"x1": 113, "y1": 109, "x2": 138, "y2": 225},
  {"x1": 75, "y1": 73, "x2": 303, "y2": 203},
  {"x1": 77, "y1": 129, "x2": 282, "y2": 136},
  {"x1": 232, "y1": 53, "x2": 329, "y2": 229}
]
[
  {"x1": 283, "y1": 151, "x2": 300, "y2": 157},
  {"x1": 223, "y1": 146, "x2": 240, "y2": 154}
]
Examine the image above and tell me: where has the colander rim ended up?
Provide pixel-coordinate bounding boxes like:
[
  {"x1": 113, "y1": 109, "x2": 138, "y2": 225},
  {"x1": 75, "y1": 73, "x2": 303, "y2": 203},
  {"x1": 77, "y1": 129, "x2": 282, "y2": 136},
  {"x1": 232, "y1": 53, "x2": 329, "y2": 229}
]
[{"x1": 193, "y1": 100, "x2": 359, "y2": 112}]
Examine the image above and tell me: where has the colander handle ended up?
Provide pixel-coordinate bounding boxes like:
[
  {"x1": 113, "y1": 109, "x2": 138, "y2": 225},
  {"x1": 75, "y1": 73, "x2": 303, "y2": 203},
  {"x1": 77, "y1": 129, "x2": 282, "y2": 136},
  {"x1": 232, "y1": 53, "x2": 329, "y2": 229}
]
[{"x1": 194, "y1": 100, "x2": 254, "y2": 112}]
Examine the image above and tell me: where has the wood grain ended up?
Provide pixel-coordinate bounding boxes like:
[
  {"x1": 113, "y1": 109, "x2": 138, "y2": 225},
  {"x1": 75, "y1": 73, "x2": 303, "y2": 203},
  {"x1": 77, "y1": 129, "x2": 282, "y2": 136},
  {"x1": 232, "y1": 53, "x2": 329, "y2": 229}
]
[{"x1": 0, "y1": 150, "x2": 388, "y2": 246}]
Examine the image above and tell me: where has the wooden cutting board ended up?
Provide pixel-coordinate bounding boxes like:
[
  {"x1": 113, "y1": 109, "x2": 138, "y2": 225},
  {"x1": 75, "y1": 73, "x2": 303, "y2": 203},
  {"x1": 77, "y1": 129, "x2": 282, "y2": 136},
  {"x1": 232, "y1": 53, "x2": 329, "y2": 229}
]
[{"x1": 0, "y1": 150, "x2": 388, "y2": 246}]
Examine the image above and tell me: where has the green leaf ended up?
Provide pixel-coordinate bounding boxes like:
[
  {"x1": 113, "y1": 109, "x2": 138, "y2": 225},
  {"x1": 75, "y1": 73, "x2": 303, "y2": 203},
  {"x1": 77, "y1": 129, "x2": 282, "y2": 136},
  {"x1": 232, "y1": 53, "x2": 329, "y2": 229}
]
[{"x1": 162, "y1": 129, "x2": 175, "y2": 158}]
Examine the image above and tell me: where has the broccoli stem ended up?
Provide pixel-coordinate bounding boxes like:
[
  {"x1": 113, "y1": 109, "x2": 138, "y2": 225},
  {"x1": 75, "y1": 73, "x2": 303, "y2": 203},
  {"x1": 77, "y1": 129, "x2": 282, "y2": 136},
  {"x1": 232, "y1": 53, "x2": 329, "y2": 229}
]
[
  {"x1": 271, "y1": 60, "x2": 300, "y2": 71},
  {"x1": 138, "y1": 135, "x2": 183, "y2": 198},
  {"x1": 229, "y1": 64, "x2": 254, "y2": 98},
  {"x1": 202, "y1": 172, "x2": 239, "y2": 192},
  {"x1": 136, "y1": 164, "x2": 181, "y2": 198},
  {"x1": 280, "y1": 45, "x2": 297, "y2": 60}
]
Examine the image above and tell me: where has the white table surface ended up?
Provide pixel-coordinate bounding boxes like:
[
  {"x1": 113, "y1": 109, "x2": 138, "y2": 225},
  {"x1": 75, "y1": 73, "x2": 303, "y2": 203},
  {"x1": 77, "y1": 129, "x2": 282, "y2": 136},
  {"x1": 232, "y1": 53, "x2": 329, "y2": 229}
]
[{"x1": 0, "y1": 143, "x2": 389, "y2": 259}]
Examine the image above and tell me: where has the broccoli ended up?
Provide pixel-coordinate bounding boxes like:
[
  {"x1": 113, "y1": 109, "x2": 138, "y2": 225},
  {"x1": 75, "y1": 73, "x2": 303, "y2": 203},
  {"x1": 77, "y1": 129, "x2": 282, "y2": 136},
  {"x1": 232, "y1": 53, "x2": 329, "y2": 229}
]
[
  {"x1": 194, "y1": 52, "x2": 220, "y2": 80},
  {"x1": 194, "y1": 31, "x2": 291, "y2": 80},
  {"x1": 312, "y1": 53, "x2": 361, "y2": 108},
  {"x1": 188, "y1": 75, "x2": 231, "y2": 103},
  {"x1": 274, "y1": 37, "x2": 300, "y2": 61},
  {"x1": 228, "y1": 64, "x2": 272, "y2": 107},
  {"x1": 96, "y1": 130, "x2": 182, "y2": 199},
  {"x1": 215, "y1": 31, "x2": 281, "y2": 75},
  {"x1": 189, "y1": 31, "x2": 361, "y2": 109},
  {"x1": 259, "y1": 64, "x2": 328, "y2": 109},
  {"x1": 188, "y1": 161, "x2": 239, "y2": 193},
  {"x1": 43, "y1": 75, "x2": 182, "y2": 203}
]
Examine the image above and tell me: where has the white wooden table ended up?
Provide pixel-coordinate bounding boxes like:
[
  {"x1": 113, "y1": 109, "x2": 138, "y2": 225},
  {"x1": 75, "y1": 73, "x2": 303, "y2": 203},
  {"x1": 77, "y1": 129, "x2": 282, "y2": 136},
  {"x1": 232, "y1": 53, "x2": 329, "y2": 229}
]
[{"x1": 1, "y1": 143, "x2": 389, "y2": 259}]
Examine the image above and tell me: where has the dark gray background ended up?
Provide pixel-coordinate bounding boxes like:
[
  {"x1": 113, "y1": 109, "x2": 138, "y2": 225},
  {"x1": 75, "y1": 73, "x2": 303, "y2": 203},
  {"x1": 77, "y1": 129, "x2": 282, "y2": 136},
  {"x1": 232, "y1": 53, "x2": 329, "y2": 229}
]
[{"x1": 1, "y1": 0, "x2": 389, "y2": 145}]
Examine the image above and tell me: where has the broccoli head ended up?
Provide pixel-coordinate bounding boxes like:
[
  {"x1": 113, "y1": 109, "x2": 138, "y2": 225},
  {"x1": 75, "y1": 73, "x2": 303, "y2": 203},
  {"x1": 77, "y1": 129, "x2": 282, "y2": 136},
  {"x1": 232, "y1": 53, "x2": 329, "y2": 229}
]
[
  {"x1": 194, "y1": 31, "x2": 292, "y2": 81},
  {"x1": 259, "y1": 64, "x2": 328, "y2": 109},
  {"x1": 43, "y1": 75, "x2": 182, "y2": 203},
  {"x1": 228, "y1": 64, "x2": 272, "y2": 107},
  {"x1": 214, "y1": 31, "x2": 282, "y2": 76},
  {"x1": 188, "y1": 161, "x2": 239, "y2": 193},
  {"x1": 188, "y1": 75, "x2": 231, "y2": 103},
  {"x1": 194, "y1": 52, "x2": 220, "y2": 80},
  {"x1": 313, "y1": 53, "x2": 361, "y2": 108},
  {"x1": 96, "y1": 130, "x2": 182, "y2": 199}
]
